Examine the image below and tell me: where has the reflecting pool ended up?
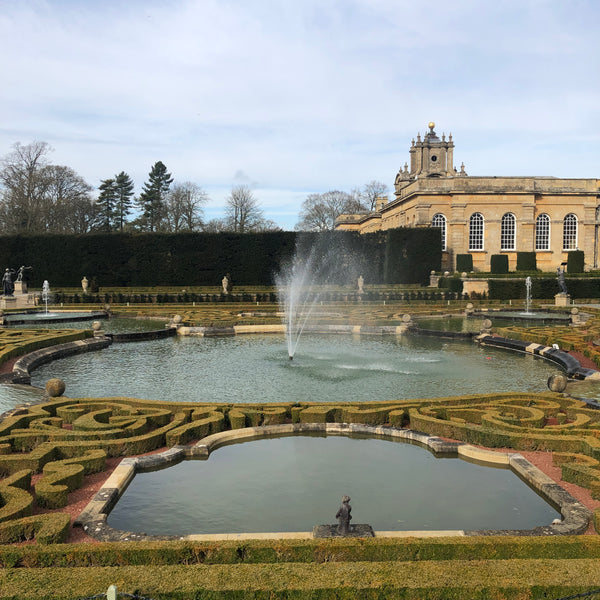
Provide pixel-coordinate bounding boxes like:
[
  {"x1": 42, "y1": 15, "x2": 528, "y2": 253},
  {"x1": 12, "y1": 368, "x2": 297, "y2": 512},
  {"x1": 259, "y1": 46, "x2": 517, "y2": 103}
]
[
  {"x1": 107, "y1": 436, "x2": 559, "y2": 534},
  {"x1": 29, "y1": 334, "x2": 561, "y2": 403}
]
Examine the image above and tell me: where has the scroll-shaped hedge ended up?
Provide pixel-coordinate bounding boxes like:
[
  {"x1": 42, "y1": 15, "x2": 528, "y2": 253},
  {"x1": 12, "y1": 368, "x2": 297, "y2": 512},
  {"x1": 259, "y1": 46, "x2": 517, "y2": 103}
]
[
  {"x1": 0, "y1": 513, "x2": 70, "y2": 544},
  {"x1": 0, "y1": 486, "x2": 33, "y2": 523},
  {"x1": 35, "y1": 449, "x2": 106, "y2": 509},
  {"x1": 228, "y1": 406, "x2": 288, "y2": 429},
  {"x1": 341, "y1": 406, "x2": 391, "y2": 426},
  {"x1": 165, "y1": 411, "x2": 225, "y2": 446},
  {"x1": 554, "y1": 453, "x2": 600, "y2": 499}
]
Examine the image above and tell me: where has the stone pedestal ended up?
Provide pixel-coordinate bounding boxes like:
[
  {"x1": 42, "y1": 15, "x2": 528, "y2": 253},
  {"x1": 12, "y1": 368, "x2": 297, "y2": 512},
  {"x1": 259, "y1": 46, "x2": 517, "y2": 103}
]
[
  {"x1": 0, "y1": 296, "x2": 17, "y2": 310},
  {"x1": 14, "y1": 281, "x2": 27, "y2": 294},
  {"x1": 313, "y1": 524, "x2": 374, "y2": 538},
  {"x1": 555, "y1": 293, "x2": 571, "y2": 307}
]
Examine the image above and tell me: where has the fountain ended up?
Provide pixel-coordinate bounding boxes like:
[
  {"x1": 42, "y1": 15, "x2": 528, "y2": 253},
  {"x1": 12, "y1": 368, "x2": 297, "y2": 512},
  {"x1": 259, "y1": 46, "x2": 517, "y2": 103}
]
[
  {"x1": 275, "y1": 234, "x2": 362, "y2": 360},
  {"x1": 275, "y1": 244, "x2": 324, "y2": 360},
  {"x1": 41, "y1": 280, "x2": 50, "y2": 314},
  {"x1": 522, "y1": 276, "x2": 533, "y2": 315}
]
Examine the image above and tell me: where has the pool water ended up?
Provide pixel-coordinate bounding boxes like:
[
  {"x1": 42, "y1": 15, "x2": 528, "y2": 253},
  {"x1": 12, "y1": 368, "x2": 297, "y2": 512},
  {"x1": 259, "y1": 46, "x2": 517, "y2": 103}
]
[
  {"x1": 29, "y1": 334, "x2": 562, "y2": 404},
  {"x1": 107, "y1": 435, "x2": 559, "y2": 534}
]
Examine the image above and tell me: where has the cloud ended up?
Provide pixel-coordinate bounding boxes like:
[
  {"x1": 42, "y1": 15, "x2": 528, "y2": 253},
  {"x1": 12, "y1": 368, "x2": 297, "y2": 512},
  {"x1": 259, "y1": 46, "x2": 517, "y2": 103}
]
[{"x1": 0, "y1": 0, "x2": 598, "y2": 229}]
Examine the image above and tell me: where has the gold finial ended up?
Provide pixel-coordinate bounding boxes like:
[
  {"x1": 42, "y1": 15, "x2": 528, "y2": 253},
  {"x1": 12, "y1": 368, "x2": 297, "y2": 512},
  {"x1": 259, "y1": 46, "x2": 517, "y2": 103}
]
[{"x1": 428, "y1": 121, "x2": 435, "y2": 131}]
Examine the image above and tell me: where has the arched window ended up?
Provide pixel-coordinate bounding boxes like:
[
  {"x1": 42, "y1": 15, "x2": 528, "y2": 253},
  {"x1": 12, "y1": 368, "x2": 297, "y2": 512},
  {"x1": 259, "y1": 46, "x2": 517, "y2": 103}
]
[
  {"x1": 469, "y1": 213, "x2": 484, "y2": 250},
  {"x1": 535, "y1": 214, "x2": 550, "y2": 250},
  {"x1": 431, "y1": 213, "x2": 447, "y2": 251},
  {"x1": 563, "y1": 213, "x2": 578, "y2": 250},
  {"x1": 500, "y1": 213, "x2": 516, "y2": 251}
]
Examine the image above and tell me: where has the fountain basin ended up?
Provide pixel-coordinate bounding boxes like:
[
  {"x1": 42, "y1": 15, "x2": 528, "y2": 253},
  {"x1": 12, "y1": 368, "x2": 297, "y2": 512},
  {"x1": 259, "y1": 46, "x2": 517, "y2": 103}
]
[
  {"x1": 78, "y1": 424, "x2": 588, "y2": 541},
  {"x1": 5, "y1": 311, "x2": 107, "y2": 325},
  {"x1": 28, "y1": 334, "x2": 564, "y2": 404}
]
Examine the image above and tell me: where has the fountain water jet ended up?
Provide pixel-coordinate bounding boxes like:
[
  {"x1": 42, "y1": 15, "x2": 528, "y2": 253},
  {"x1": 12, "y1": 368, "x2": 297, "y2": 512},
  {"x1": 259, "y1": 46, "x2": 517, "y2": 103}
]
[
  {"x1": 522, "y1": 276, "x2": 533, "y2": 315},
  {"x1": 41, "y1": 280, "x2": 50, "y2": 315},
  {"x1": 275, "y1": 234, "x2": 365, "y2": 360}
]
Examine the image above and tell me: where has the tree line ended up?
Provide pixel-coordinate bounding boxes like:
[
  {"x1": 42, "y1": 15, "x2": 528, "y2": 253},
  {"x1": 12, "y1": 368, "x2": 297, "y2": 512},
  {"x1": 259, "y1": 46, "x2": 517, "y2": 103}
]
[
  {"x1": 0, "y1": 141, "x2": 388, "y2": 235},
  {"x1": 0, "y1": 142, "x2": 278, "y2": 235}
]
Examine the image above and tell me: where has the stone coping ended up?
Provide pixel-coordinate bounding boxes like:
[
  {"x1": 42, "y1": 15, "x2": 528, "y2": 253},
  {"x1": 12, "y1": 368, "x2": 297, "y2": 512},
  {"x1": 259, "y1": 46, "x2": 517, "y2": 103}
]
[{"x1": 75, "y1": 423, "x2": 591, "y2": 542}]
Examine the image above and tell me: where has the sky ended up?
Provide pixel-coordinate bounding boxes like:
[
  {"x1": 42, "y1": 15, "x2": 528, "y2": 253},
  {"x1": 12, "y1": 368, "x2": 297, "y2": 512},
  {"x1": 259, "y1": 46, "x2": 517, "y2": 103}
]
[{"x1": 0, "y1": 0, "x2": 599, "y2": 230}]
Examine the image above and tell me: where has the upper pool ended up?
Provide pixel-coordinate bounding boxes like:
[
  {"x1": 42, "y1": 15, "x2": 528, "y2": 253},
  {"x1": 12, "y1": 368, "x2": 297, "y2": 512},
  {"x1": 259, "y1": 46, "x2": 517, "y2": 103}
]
[{"x1": 29, "y1": 334, "x2": 562, "y2": 404}]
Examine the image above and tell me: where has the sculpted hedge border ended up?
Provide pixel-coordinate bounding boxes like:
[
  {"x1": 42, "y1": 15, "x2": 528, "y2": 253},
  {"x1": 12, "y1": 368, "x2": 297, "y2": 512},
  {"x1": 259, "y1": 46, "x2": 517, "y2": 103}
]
[{"x1": 0, "y1": 392, "x2": 600, "y2": 543}]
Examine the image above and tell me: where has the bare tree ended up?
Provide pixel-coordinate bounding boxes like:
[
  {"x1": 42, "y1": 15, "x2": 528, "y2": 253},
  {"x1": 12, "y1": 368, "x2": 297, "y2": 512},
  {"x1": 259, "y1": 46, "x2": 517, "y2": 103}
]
[
  {"x1": 224, "y1": 185, "x2": 265, "y2": 233},
  {"x1": 295, "y1": 190, "x2": 367, "y2": 231},
  {"x1": 0, "y1": 142, "x2": 95, "y2": 233},
  {"x1": 203, "y1": 218, "x2": 227, "y2": 233},
  {"x1": 360, "y1": 180, "x2": 389, "y2": 211},
  {"x1": 44, "y1": 165, "x2": 94, "y2": 232},
  {"x1": 0, "y1": 141, "x2": 53, "y2": 232},
  {"x1": 165, "y1": 182, "x2": 209, "y2": 232}
]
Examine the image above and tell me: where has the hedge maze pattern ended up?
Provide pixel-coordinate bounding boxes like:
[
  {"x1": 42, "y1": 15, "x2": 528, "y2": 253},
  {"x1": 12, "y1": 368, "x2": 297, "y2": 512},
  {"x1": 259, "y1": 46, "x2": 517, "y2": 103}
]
[{"x1": 1, "y1": 391, "x2": 600, "y2": 543}]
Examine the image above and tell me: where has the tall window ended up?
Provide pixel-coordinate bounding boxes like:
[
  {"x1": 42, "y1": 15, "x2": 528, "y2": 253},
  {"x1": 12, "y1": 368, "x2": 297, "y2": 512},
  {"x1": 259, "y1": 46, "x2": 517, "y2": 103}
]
[
  {"x1": 535, "y1": 214, "x2": 550, "y2": 250},
  {"x1": 431, "y1": 213, "x2": 447, "y2": 250},
  {"x1": 500, "y1": 213, "x2": 516, "y2": 250},
  {"x1": 469, "y1": 213, "x2": 484, "y2": 250},
  {"x1": 563, "y1": 213, "x2": 578, "y2": 250}
]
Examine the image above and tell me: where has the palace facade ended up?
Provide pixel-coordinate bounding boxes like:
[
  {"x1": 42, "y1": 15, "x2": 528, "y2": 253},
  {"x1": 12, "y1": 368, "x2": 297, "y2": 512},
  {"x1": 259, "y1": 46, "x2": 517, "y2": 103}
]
[{"x1": 336, "y1": 123, "x2": 600, "y2": 272}]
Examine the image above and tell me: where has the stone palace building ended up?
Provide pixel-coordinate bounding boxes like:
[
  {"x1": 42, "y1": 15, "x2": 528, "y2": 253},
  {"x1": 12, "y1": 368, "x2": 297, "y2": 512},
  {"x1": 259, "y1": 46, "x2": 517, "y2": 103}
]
[{"x1": 336, "y1": 122, "x2": 600, "y2": 272}]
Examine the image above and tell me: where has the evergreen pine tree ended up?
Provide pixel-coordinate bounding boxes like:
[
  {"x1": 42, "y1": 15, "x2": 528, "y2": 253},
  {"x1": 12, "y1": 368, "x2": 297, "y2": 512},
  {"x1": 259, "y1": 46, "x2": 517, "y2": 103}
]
[
  {"x1": 137, "y1": 161, "x2": 173, "y2": 232},
  {"x1": 113, "y1": 171, "x2": 134, "y2": 232},
  {"x1": 95, "y1": 178, "x2": 117, "y2": 232}
]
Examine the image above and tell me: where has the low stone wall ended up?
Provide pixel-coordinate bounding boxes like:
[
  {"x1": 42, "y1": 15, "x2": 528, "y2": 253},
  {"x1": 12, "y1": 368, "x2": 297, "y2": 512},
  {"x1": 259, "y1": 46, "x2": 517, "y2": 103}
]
[
  {"x1": 476, "y1": 334, "x2": 597, "y2": 380},
  {"x1": 7, "y1": 337, "x2": 112, "y2": 384},
  {"x1": 106, "y1": 328, "x2": 177, "y2": 343}
]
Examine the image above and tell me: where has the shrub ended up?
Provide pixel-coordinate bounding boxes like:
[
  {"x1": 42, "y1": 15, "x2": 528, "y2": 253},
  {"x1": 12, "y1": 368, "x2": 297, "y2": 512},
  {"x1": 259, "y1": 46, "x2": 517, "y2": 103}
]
[
  {"x1": 490, "y1": 254, "x2": 509, "y2": 274},
  {"x1": 567, "y1": 250, "x2": 585, "y2": 273},
  {"x1": 456, "y1": 254, "x2": 473, "y2": 272},
  {"x1": 516, "y1": 252, "x2": 537, "y2": 271}
]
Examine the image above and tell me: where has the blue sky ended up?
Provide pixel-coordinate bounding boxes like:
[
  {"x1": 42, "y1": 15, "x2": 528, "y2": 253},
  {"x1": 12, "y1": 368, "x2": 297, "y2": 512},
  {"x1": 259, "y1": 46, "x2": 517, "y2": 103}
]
[{"x1": 1, "y1": 0, "x2": 598, "y2": 230}]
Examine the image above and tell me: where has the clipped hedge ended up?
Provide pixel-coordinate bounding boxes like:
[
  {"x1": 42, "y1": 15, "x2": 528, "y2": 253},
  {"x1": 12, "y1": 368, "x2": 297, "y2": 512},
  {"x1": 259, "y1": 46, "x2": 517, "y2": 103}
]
[
  {"x1": 34, "y1": 449, "x2": 106, "y2": 509},
  {"x1": 456, "y1": 254, "x2": 473, "y2": 272},
  {"x1": 516, "y1": 252, "x2": 537, "y2": 271},
  {"x1": 490, "y1": 254, "x2": 509, "y2": 274},
  {"x1": 0, "y1": 513, "x2": 70, "y2": 545},
  {"x1": 383, "y1": 228, "x2": 441, "y2": 284},
  {"x1": 567, "y1": 250, "x2": 585, "y2": 273},
  {"x1": 1, "y1": 536, "x2": 600, "y2": 568},
  {"x1": 165, "y1": 411, "x2": 225, "y2": 446}
]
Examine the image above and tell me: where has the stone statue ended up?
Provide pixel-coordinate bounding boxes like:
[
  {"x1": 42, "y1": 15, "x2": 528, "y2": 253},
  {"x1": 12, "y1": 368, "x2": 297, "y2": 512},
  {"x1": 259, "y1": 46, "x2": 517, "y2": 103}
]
[
  {"x1": 357, "y1": 275, "x2": 364, "y2": 294},
  {"x1": 2, "y1": 268, "x2": 15, "y2": 296},
  {"x1": 16, "y1": 265, "x2": 32, "y2": 282},
  {"x1": 557, "y1": 267, "x2": 568, "y2": 294},
  {"x1": 81, "y1": 276, "x2": 89, "y2": 294},
  {"x1": 335, "y1": 495, "x2": 352, "y2": 535},
  {"x1": 222, "y1": 273, "x2": 232, "y2": 294}
]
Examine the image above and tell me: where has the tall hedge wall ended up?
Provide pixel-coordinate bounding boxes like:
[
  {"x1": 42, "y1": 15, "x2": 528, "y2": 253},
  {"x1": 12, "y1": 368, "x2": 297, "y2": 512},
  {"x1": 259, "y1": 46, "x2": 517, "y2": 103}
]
[
  {"x1": 0, "y1": 229, "x2": 439, "y2": 287},
  {"x1": 488, "y1": 277, "x2": 600, "y2": 300},
  {"x1": 384, "y1": 228, "x2": 441, "y2": 285}
]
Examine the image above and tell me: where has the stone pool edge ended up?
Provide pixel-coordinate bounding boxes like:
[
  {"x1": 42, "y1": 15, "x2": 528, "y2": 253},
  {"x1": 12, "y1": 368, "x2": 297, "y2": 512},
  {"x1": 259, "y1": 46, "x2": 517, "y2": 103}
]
[{"x1": 75, "y1": 423, "x2": 592, "y2": 542}]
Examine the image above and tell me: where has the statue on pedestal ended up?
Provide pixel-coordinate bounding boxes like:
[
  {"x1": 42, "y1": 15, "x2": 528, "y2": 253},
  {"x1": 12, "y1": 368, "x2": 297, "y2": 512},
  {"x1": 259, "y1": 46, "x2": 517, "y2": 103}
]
[
  {"x1": 335, "y1": 495, "x2": 352, "y2": 535},
  {"x1": 557, "y1": 266, "x2": 568, "y2": 294},
  {"x1": 2, "y1": 269, "x2": 15, "y2": 296}
]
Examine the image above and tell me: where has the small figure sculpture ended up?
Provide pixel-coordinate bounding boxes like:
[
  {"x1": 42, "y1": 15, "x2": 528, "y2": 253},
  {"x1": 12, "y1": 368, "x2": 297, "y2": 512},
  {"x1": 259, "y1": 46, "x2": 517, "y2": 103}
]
[
  {"x1": 335, "y1": 495, "x2": 352, "y2": 535},
  {"x1": 2, "y1": 268, "x2": 15, "y2": 296},
  {"x1": 222, "y1": 273, "x2": 232, "y2": 294},
  {"x1": 81, "y1": 276, "x2": 89, "y2": 294},
  {"x1": 357, "y1": 275, "x2": 364, "y2": 294},
  {"x1": 557, "y1": 266, "x2": 568, "y2": 294},
  {"x1": 16, "y1": 265, "x2": 32, "y2": 282}
]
